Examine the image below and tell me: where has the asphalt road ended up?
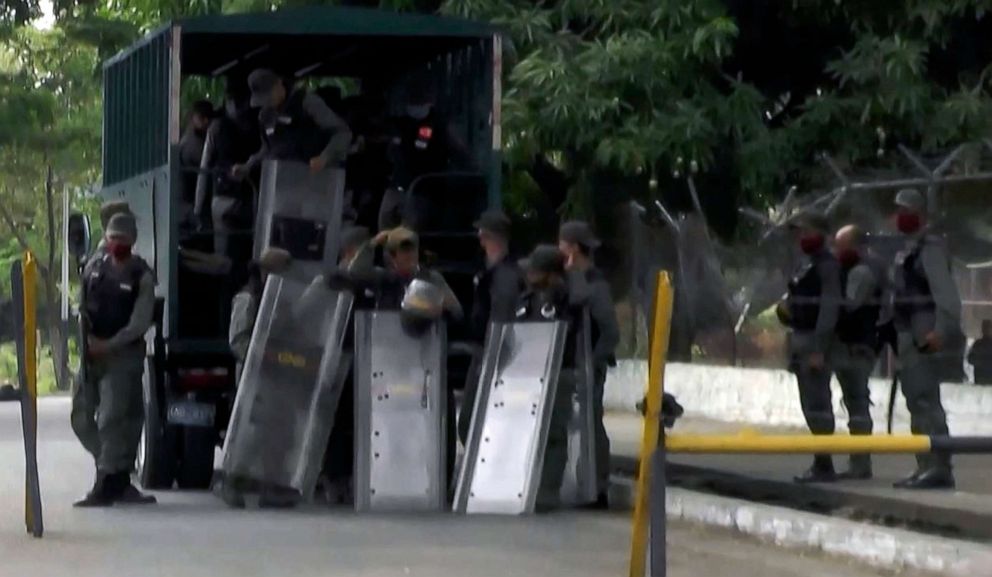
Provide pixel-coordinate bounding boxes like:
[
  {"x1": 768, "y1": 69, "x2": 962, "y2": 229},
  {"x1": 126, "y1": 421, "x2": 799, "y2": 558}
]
[{"x1": 0, "y1": 397, "x2": 922, "y2": 577}]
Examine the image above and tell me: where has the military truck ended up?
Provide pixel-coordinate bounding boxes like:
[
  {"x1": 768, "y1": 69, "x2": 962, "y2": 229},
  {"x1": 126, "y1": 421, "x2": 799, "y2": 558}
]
[{"x1": 75, "y1": 6, "x2": 503, "y2": 490}]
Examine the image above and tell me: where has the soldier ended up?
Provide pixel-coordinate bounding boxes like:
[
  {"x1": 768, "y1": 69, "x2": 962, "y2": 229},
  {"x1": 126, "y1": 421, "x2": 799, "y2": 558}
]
[
  {"x1": 195, "y1": 78, "x2": 260, "y2": 264},
  {"x1": 233, "y1": 69, "x2": 352, "y2": 177},
  {"x1": 777, "y1": 212, "x2": 841, "y2": 483},
  {"x1": 458, "y1": 210, "x2": 522, "y2": 445},
  {"x1": 92, "y1": 200, "x2": 132, "y2": 260},
  {"x1": 515, "y1": 245, "x2": 582, "y2": 512},
  {"x1": 890, "y1": 188, "x2": 961, "y2": 489},
  {"x1": 832, "y1": 225, "x2": 882, "y2": 480},
  {"x1": 558, "y1": 220, "x2": 619, "y2": 508},
  {"x1": 228, "y1": 248, "x2": 293, "y2": 384},
  {"x1": 72, "y1": 212, "x2": 157, "y2": 507}
]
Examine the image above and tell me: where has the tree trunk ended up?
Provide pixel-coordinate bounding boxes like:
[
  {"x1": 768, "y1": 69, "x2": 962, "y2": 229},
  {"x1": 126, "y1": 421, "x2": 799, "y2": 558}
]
[{"x1": 44, "y1": 166, "x2": 70, "y2": 391}]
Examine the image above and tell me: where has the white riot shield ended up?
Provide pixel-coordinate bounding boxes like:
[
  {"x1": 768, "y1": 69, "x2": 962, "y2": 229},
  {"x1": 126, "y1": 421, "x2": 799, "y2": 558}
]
[
  {"x1": 560, "y1": 310, "x2": 598, "y2": 506},
  {"x1": 254, "y1": 160, "x2": 346, "y2": 282},
  {"x1": 354, "y1": 311, "x2": 447, "y2": 512},
  {"x1": 455, "y1": 321, "x2": 568, "y2": 515},
  {"x1": 222, "y1": 274, "x2": 353, "y2": 498}
]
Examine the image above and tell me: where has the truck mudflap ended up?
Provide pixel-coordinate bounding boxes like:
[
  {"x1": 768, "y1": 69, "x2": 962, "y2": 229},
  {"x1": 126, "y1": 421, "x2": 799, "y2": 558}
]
[
  {"x1": 454, "y1": 321, "x2": 568, "y2": 515},
  {"x1": 560, "y1": 310, "x2": 598, "y2": 506},
  {"x1": 255, "y1": 160, "x2": 347, "y2": 283},
  {"x1": 354, "y1": 311, "x2": 447, "y2": 513},
  {"x1": 221, "y1": 274, "x2": 353, "y2": 499}
]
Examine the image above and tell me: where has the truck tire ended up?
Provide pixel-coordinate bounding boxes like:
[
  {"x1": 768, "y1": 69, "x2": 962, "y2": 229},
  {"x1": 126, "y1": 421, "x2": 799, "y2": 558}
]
[
  {"x1": 138, "y1": 357, "x2": 178, "y2": 489},
  {"x1": 177, "y1": 425, "x2": 216, "y2": 490}
]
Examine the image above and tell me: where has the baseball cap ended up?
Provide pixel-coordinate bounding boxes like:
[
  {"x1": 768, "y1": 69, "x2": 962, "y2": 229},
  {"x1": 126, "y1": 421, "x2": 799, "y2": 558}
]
[
  {"x1": 385, "y1": 227, "x2": 419, "y2": 252},
  {"x1": 473, "y1": 209, "x2": 512, "y2": 238},
  {"x1": 895, "y1": 188, "x2": 926, "y2": 212},
  {"x1": 558, "y1": 220, "x2": 601, "y2": 250},
  {"x1": 106, "y1": 212, "x2": 137, "y2": 243},
  {"x1": 519, "y1": 244, "x2": 565, "y2": 275},
  {"x1": 100, "y1": 200, "x2": 132, "y2": 228},
  {"x1": 248, "y1": 69, "x2": 281, "y2": 109}
]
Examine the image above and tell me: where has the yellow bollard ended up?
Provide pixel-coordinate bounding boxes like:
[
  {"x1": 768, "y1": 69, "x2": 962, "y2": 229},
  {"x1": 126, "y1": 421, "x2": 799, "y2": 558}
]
[
  {"x1": 15, "y1": 253, "x2": 43, "y2": 538},
  {"x1": 629, "y1": 272, "x2": 674, "y2": 577}
]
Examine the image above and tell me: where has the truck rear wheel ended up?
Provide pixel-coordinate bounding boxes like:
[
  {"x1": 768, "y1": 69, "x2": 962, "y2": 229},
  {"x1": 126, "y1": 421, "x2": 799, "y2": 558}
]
[
  {"x1": 177, "y1": 425, "x2": 216, "y2": 490},
  {"x1": 138, "y1": 357, "x2": 178, "y2": 489}
]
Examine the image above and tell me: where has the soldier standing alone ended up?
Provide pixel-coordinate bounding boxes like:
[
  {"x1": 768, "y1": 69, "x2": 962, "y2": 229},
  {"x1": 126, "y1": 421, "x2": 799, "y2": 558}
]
[{"x1": 72, "y1": 212, "x2": 157, "y2": 507}]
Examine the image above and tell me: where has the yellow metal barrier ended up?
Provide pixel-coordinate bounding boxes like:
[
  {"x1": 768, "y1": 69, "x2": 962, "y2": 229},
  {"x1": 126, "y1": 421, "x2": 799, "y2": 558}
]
[
  {"x1": 666, "y1": 433, "x2": 931, "y2": 454},
  {"x1": 13, "y1": 253, "x2": 43, "y2": 538},
  {"x1": 628, "y1": 272, "x2": 674, "y2": 577}
]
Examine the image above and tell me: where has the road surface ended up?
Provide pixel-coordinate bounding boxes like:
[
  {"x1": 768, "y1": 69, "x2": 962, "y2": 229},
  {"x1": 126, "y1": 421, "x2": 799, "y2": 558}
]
[{"x1": 0, "y1": 397, "x2": 923, "y2": 577}]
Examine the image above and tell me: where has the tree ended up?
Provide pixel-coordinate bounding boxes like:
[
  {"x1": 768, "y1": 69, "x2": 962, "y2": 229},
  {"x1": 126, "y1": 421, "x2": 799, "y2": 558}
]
[
  {"x1": 0, "y1": 25, "x2": 103, "y2": 390},
  {"x1": 441, "y1": 0, "x2": 992, "y2": 239}
]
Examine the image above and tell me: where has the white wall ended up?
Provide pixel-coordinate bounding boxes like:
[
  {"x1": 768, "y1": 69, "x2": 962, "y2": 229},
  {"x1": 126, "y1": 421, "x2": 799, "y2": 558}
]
[{"x1": 605, "y1": 360, "x2": 992, "y2": 435}]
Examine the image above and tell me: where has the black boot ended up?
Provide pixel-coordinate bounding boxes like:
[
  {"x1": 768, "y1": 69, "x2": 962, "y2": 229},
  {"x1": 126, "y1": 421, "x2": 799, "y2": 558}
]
[
  {"x1": 74, "y1": 473, "x2": 114, "y2": 508},
  {"x1": 794, "y1": 455, "x2": 837, "y2": 484},
  {"x1": 839, "y1": 455, "x2": 873, "y2": 480},
  {"x1": 894, "y1": 466, "x2": 955, "y2": 490},
  {"x1": 117, "y1": 475, "x2": 157, "y2": 505},
  {"x1": 579, "y1": 492, "x2": 610, "y2": 511}
]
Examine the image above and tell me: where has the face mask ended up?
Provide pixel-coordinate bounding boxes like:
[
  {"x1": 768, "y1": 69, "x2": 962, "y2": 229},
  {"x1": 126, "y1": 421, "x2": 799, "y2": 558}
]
[
  {"x1": 896, "y1": 211, "x2": 923, "y2": 234},
  {"x1": 799, "y1": 232, "x2": 824, "y2": 255},
  {"x1": 837, "y1": 247, "x2": 860, "y2": 268},
  {"x1": 108, "y1": 241, "x2": 132, "y2": 260},
  {"x1": 406, "y1": 104, "x2": 431, "y2": 120}
]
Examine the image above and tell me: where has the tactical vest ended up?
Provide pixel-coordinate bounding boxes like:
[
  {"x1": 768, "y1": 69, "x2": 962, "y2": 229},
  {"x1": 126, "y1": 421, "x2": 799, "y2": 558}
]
[
  {"x1": 212, "y1": 114, "x2": 259, "y2": 198},
  {"x1": 262, "y1": 90, "x2": 329, "y2": 162},
  {"x1": 395, "y1": 109, "x2": 449, "y2": 188},
  {"x1": 837, "y1": 263, "x2": 881, "y2": 347},
  {"x1": 84, "y1": 254, "x2": 150, "y2": 340},
  {"x1": 786, "y1": 253, "x2": 829, "y2": 332},
  {"x1": 892, "y1": 239, "x2": 935, "y2": 330},
  {"x1": 515, "y1": 286, "x2": 578, "y2": 368}
]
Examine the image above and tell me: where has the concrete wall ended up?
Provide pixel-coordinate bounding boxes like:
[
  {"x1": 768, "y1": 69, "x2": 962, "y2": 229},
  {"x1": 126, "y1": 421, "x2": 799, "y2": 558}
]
[{"x1": 605, "y1": 360, "x2": 992, "y2": 435}]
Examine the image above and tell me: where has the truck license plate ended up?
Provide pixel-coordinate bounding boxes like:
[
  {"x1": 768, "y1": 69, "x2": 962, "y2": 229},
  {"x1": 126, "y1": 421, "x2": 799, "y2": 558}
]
[{"x1": 167, "y1": 401, "x2": 215, "y2": 427}]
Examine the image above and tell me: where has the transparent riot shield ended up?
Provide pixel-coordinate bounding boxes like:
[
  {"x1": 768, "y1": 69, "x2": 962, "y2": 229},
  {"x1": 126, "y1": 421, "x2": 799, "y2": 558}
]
[
  {"x1": 354, "y1": 311, "x2": 447, "y2": 512},
  {"x1": 455, "y1": 321, "x2": 568, "y2": 515},
  {"x1": 254, "y1": 160, "x2": 346, "y2": 282},
  {"x1": 560, "y1": 310, "x2": 598, "y2": 506},
  {"x1": 222, "y1": 274, "x2": 353, "y2": 498}
]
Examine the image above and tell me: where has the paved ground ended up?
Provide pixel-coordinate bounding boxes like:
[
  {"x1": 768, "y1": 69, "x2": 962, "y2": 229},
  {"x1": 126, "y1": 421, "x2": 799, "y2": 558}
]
[
  {"x1": 606, "y1": 414, "x2": 992, "y2": 534},
  {"x1": 0, "y1": 397, "x2": 920, "y2": 577}
]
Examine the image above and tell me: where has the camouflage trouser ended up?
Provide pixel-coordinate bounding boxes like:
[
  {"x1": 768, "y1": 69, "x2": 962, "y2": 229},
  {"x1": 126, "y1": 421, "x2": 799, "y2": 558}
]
[
  {"x1": 898, "y1": 333, "x2": 952, "y2": 470},
  {"x1": 71, "y1": 347, "x2": 145, "y2": 474},
  {"x1": 537, "y1": 369, "x2": 576, "y2": 508}
]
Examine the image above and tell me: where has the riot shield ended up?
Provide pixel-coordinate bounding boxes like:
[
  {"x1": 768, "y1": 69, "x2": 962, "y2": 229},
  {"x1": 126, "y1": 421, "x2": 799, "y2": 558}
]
[
  {"x1": 222, "y1": 274, "x2": 353, "y2": 498},
  {"x1": 354, "y1": 311, "x2": 447, "y2": 512},
  {"x1": 560, "y1": 310, "x2": 598, "y2": 506},
  {"x1": 254, "y1": 160, "x2": 346, "y2": 282},
  {"x1": 455, "y1": 321, "x2": 568, "y2": 515}
]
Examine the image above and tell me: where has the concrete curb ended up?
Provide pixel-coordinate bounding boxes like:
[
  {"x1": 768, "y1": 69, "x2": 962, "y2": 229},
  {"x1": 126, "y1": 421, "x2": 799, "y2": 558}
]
[
  {"x1": 605, "y1": 360, "x2": 992, "y2": 436},
  {"x1": 611, "y1": 479, "x2": 992, "y2": 576}
]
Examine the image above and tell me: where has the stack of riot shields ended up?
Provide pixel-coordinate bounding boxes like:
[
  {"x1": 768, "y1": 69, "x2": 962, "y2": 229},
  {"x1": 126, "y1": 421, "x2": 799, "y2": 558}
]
[
  {"x1": 455, "y1": 321, "x2": 571, "y2": 514},
  {"x1": 354, "y1": 311, "x2": 448, "y2": 512},
  {"x1": 254, "y1": 160, "x2": 346, "y2": 281},
  {"x1": 222, "y1": 275, "x2": 353, "y2": 498}
]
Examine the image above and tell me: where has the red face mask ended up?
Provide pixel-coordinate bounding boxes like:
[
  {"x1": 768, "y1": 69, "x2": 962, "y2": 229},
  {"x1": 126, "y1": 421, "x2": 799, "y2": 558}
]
[
  {"x1": 108, "y1": 240, "x2": 132, "y2": 260},
  {"x1": 837, "y1": 247, "x2": 860, "y2": 268},
  {"x1": 896, "y1": 211, "x2": 923, "y2": 234},
  {"x1": 799, "y1": 232, "x2": 825, "y2": 255}
]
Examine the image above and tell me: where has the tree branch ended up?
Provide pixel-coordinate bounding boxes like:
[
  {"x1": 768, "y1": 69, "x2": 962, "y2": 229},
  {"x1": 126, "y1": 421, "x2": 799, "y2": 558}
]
[{"x1": 0, "y1": 188, "x2": 50, "y2": 278}]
